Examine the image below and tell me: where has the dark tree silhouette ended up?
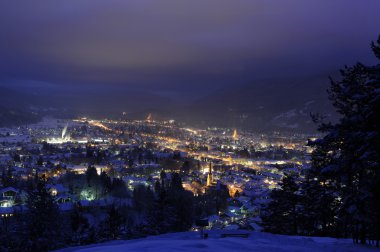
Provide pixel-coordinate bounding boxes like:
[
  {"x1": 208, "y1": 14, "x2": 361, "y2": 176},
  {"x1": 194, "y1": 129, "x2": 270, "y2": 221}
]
[
  {"x1": 308, "y1": 35, "x2": 380, "y2": 245},
  {"x1": 26, "y1": 177, "x2": 62, "y2": 251},
  {"x1": 261, "y1": 174, "x2": 301, "y2": 235}
]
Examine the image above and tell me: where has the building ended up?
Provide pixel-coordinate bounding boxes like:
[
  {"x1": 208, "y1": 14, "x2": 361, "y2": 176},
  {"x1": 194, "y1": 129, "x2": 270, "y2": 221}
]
[
  {"x1": 206, "y1": 162, "x2": 214, "y2": 187},
  {"x1": 0, "y1": 187, "x2": 18, "y2": 207}
]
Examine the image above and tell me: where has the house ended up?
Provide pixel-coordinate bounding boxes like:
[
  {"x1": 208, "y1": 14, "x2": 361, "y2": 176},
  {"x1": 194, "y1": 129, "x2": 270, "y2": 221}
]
[
  {"x1": 0, "y1": 187, "x2": 18, "y2": 200},
  {"x1": 47, "y1": 183, "x2": 69, "y2": 197},
  {"x1": 0, "y1": 187, "x2": 18, "y2": 207}
]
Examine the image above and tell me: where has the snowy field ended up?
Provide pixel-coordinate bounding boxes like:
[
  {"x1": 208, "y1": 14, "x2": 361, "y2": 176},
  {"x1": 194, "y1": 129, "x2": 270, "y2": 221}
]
[{"x1": 56, "y1": 231, "x2": 376, "y2": 252}]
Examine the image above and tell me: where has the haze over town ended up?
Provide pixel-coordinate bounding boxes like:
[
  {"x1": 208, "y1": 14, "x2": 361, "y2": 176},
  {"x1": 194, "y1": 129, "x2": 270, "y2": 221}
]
[{"x1": 1, "y1": 1, "x2": 379, "y2": 132}]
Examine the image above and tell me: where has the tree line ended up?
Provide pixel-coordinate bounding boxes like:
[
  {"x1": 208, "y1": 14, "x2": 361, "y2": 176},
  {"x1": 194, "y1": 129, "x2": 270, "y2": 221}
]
[
  {"x1": 0, "y1": 166, "x2": 229, "y2": 252},
  {"x1": 261, "y1": 35, "x2": 380, "y2": 246}
]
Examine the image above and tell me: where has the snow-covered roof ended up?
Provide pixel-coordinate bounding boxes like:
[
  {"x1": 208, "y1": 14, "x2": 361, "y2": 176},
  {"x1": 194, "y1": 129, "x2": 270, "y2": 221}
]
[{"x1": 0, "y1": 187, "x2": 18, "y2": 194}]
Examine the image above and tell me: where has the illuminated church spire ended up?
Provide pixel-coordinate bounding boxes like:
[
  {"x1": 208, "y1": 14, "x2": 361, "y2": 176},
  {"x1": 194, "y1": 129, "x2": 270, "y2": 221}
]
[
  {"x1": 232, "y1": 129, "x2": 238, "y2": 141},
  {"x1": 206, "y1": 162, "x2": 213, "y2": 186}
]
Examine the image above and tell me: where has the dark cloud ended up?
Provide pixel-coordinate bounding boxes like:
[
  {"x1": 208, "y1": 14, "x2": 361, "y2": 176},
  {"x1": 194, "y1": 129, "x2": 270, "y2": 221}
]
[{"x1": 0, "y1": 0, "x2": 379, "y2": 96}]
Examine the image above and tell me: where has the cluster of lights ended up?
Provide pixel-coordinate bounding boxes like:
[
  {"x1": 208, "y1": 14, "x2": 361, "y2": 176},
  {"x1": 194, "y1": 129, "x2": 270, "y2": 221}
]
[{"x1": 80, "y1": 190, "x2": 96, "y2": 201}]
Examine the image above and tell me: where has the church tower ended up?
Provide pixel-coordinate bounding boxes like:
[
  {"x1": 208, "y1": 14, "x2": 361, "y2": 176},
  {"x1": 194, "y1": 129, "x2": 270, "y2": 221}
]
[
  {"x1": 232, "y1": 129, "x2": 238, "y2": 141},
  {"x1": 206, "y1": 162, "x2": 213, "y2": 186}
]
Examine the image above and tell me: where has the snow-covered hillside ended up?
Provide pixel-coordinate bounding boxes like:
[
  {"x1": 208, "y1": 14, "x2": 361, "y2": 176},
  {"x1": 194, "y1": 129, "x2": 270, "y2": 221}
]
[{"x1": 56, "y1": 231, "x2": 375, "y2": 252}]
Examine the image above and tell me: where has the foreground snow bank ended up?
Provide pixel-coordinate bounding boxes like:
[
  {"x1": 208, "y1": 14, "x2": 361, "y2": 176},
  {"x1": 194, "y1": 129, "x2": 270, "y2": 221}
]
[{"x1": 56, "y1": 231, "x2": 376, "y2": 252}]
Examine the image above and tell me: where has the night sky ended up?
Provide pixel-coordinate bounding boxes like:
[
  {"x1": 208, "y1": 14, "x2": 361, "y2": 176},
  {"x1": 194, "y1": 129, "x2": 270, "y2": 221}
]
[{"x1": 0, "y1": 0, "x2": 379, "y2": 101}]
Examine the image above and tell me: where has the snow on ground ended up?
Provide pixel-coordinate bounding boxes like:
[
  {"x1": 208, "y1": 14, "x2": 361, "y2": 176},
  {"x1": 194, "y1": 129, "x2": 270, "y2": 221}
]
[{"x1": 56, "y1": 231, "x2": 376, "y2": 252}]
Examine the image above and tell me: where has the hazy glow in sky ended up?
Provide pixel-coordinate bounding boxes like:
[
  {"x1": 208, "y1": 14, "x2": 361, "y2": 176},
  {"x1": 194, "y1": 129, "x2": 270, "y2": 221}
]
[{"x1": 0, "y1": 0, "x2": 379, "y2": 94}]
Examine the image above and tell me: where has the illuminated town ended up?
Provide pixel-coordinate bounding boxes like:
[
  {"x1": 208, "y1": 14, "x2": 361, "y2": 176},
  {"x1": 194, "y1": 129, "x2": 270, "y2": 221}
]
[{"x1": 0, "y1": 116, "x2": 315, "y2": 228}]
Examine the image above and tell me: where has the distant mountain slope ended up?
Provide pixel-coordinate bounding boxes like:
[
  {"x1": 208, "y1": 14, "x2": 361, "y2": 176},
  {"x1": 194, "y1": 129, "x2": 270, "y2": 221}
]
[
  {"x1": 0, "y1": 106, "x2": 40, "y2": 127},
  {"x1": 0, "y1": 87, "x2": 42, "y2": 127},
  {"x1": 0, "y1": 85, "x2": 177, "y2": 124},
  {"x1": 178, "y1": 76, "x2": 337, "y2": 133},
  {"x1": 0, "y1": 75, "x2": 338, "y2": 132}
]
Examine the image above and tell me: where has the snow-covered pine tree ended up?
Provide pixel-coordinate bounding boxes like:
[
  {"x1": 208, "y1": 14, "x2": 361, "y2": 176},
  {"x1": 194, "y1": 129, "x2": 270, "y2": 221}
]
[{"x1": 309, "y1": 35, "x2": 380, "y2": 245}]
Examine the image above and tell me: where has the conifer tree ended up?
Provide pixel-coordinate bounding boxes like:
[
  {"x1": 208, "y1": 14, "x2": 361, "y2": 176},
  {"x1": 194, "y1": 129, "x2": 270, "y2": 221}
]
[
  {"x1": 261, "y1": 174, "x2": 301, "y2": 235},
  {"x1": 104, "y1": 205, "x2": 124, "y2": 239},
  {"x1": 26, "y1": 176, "x2": 61, "y2": 251},
  {"x1": 308, "y1": 35, "x2": 380, "y2": 245},
  {"x1": 299, "y1": 174, "x2": 339, "y2": 236}
]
